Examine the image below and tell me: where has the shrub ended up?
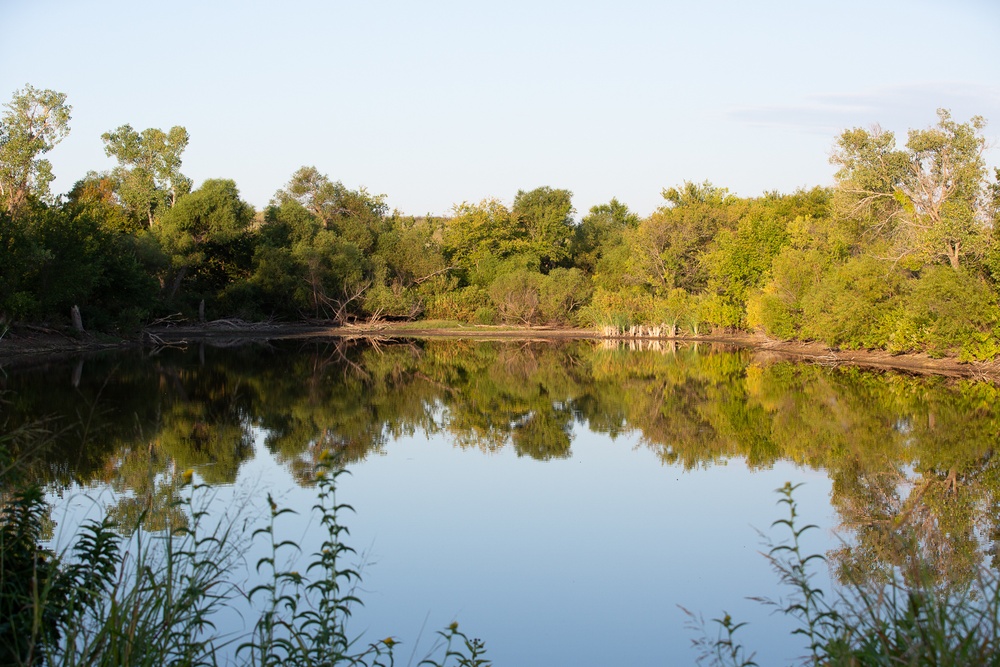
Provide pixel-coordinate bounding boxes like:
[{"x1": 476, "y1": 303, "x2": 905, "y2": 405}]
[
  {"x1": 425, "y1": 285, "x2": 490, "y2": 322},
  {"x1": 487, "y1": 269, "x2": 542, "y2": 324}
]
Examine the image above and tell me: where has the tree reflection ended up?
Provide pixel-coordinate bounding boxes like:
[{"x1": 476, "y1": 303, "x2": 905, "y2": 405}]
[{"x1": 4, "y1": 338, "x2": 998, "y2": 585}]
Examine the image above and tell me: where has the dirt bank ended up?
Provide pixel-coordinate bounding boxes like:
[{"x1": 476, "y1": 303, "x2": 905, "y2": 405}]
[{"x1": 1, "y1": 321, "x2": 998, "y2": 381}]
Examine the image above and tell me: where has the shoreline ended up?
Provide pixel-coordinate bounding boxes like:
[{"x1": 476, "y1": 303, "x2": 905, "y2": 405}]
[{"x1": 1, "y1": 321, "x2": 997, "y2": 381}]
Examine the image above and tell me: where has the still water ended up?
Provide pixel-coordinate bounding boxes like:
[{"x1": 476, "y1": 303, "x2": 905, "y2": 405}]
[{"x1": 3, "y1": 338, "x2": 997, "y2": 665}]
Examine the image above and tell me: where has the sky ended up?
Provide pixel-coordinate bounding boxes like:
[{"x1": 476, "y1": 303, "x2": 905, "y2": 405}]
[{"x1": 2, "y1": 0, "x2": 999, "y2": 218}]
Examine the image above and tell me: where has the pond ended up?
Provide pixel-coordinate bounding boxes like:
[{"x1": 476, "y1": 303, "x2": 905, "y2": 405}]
[{"x1": 3, "y1": 338, "x2": 998, "y2": 665}]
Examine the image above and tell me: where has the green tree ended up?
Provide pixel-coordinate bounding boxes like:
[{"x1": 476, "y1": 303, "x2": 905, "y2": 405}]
[
  {"x1": 272, "y1": 166, "x2": 388, "y2": 253},
  {"x1": 572, "y1": 198, "x2": 639, "y2": 275},
  {"x1": 512, "y1": 186, "x2": 575, "y2": 270},
  {"x1": 702, "y1": 208, "x2": 790, "y2": 327},
  {"x1": 0, "y1": 85, "x2": 71, "y2": 218},
  {"x1": 102, "y1": 124, "x2": 191, "y2": 227},
  {"x1": 897, "y1": 265, "x2": 1000, "y2": 360},
  {"x1": 0, "y1": 209, "x2": 46, "y2": 319},
  {"x1": 488, "y1": 268, "x2": 541, "y2": 324},
  {"x1": 630, "y1": 182, "x2": 745, "y2": 295},
  {"x1": 831, "y1": 110, "x2": 990, "y2": 270},
  {"x1": 444, "y1": 198, "x2": 526, "y2": 283},
  {"x1": 155, "y1": 179, "x2": 255, "y2": 304},
  {"x1": 538, "y1": 267, "x2": 591, "y2": 324},
  {"x1": 799, "y1": 254, "x2": 907, "y2": 349},
  {"x1": 293, "y1": 229, "x2": 369, "y2": 321},
  {"x1": 238, "y1": 196, "x2": 378, "y2": 322},
  {"x1": 272, "y1": 166, "x2": 354, "y2": 227},
  {"x1": 746, "y1": 245, "x2": 828, "y2": 339},
  {"x1": 64, "y1": 172, "x2": 134, "y2": 233},
  {"x1": 365, "y1": 215, "x2": 449, "y2": 319}
]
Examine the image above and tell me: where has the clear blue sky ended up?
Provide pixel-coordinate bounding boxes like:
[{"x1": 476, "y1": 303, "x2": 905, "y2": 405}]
[{"x1": 2, "y1": 0, "x2": 998, "y2": 217}]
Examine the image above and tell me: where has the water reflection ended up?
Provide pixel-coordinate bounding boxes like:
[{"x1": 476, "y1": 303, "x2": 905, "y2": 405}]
[{"x1": 3, "y1": 337, "x2": 998, "y2": 588}]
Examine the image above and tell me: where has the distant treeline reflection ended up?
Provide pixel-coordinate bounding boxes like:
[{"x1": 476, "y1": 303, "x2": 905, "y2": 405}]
[{"x1": 3, "y1": 338, "x2": 998, "y2": 586}]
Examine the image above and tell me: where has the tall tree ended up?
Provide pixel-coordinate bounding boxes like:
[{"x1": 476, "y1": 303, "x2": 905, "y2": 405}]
[
  {"x1": 512, "y1": 186, "x2": 575, "y2": 271},
  {"x1": 102, "y1": 124, "x2": 191, "y2": 227},
  {"x1": 444, "y1": 198, "x2": 524, "y2": 279},
  {"x1": 629, "y1": 182, "x2": 745, "y2": 295},
  {"x1": 155, "y1": 179, "x2": 254, "y2": 302},
  {"x1": 571, "y1": 198, "x2": 640, "y2": 275},
  {"x1": 831, "y1": 109, "x2": 990, "y2": 270},
  {"x1": 0, "y1": 85, "x2": 71, "y2": 218},
  {"x1": 64, "y1": 171, "x2": 134, "y2": 233},
  {"x1": 272, "y1": 166, "x2": 388, "y2": 252}
]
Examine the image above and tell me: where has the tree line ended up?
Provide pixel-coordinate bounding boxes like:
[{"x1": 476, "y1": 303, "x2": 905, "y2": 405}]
[{"x1": 2, "y1": 85, "x2": 998, "y2": 358}]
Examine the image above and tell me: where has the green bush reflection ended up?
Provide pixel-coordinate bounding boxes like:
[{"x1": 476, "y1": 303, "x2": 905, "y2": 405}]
[{"x1": 3, "y1": 338, "x2": 998, "y2": 587}]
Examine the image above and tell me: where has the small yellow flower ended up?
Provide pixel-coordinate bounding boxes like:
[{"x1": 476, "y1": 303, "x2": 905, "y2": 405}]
[
  {"x1": 382, "y1": 637, "x2": 397, "y2": 648},
  {"x1": 181, "y1": 469, "x2": 194, "y2": 485},
  {"x1": 448, "y1": 621, "x2": 459, "y2": 632},
  {"x1": 315, "y1": 469, "x2": 326, "y2": 480}
]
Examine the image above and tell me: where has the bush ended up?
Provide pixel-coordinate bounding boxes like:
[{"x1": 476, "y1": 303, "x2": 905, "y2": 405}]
[
  {"x1": 746, "y1": 291, "x2": 796, "y2": 339},
  {"x1": 579, "y1": 287, "x2": 653, "y2": 329},
  {"x1": 362, "y1": 281, "x2": 422, "y2": 320},
  {"x1": 425, "y1": 285, "x2": 490, "y2": 322},
  {"x1": 538, "y1": 267, "x2": 591, "y2": 325},
  {"x1": 488, "y1": 269, "x2": 541, "y2": 324},
  {"x1": 900, "y1": 266, "x2": 1000, "y2": 360},
  {"x1": 800, "y1": 256, "x2": 906, "y2": 349}
]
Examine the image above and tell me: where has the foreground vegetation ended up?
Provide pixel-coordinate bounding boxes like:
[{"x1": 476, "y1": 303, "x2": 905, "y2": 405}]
[
  {"x1": 1, "y1": 85, "x2": 999, "y2": 358},
  {"x1": 1, "y1": 422, "x2": 490, "y2": 666},
  {"x1": 690, "y1": 483, "x2": 1000, "y2": 666}
]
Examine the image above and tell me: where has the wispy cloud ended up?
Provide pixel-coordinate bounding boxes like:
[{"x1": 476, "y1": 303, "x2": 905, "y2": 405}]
[{"x1": 728, "y1": 83, "x2": 1000, "y2": 136}]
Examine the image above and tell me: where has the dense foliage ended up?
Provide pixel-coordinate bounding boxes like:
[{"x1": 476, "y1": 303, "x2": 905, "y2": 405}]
[{"x1": 2, "y1": 86, "x2": 998, "y2": 357}]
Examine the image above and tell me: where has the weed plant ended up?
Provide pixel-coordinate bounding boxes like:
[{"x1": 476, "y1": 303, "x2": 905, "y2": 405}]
[
  {"x1": 688, "y1": 482, "x2": 1000, "y2": 666},
  {"x1": 238, "y1": 450, "x2": 393, "y2": 667},
  {"x1": 1, "y1": 468, "x2": 241, "y2": 666},
  {"x1": 0, "y1": 423, "x2": 489, "y2": 667}
]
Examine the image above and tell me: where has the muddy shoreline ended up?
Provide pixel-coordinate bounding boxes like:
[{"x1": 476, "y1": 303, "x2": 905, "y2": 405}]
[{"x1": 1, "y1": 321, "x2": 997, "y2": 381}]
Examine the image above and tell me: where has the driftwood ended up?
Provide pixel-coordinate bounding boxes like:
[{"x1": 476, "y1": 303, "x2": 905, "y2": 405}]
[{"x1": 147, "y1": 313, "x2": 187, "y2": 327}]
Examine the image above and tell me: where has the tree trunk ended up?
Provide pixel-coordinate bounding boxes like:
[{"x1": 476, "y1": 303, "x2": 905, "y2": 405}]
[
  {"x1": 947, "y1": 242, "x2": 961, "y2": 270},
  {"x1": 71, "y1": 305, "x2": 84, "y2": 333},
  {"x1": 168, "y1": 266, "x2": 188, "y2": 301}
]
